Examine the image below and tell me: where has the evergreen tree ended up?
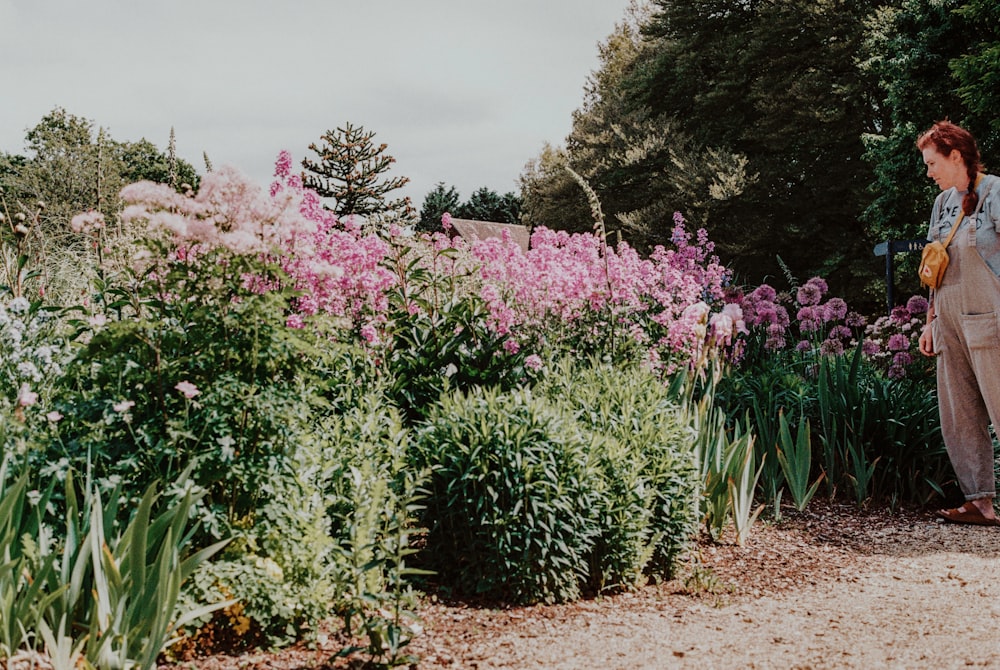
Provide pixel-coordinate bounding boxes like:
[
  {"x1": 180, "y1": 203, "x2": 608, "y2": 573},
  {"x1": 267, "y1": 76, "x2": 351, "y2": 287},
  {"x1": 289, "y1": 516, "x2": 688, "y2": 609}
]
[
  {"x1": 455, "y1": 187, "x2": 522, "y2": 224},
  {"x1": 418, "y1": 182, "x2": 461, "y2": 232},
  {"x1": 301, "y1": 122, "x2": 414, "y2": 224}
]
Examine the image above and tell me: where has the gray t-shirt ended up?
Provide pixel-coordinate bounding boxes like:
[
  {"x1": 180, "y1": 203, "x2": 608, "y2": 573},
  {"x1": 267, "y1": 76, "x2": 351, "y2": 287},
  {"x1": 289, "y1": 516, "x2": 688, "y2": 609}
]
[{"x1": 927, "y1": 174, "x2": 1000, "y2": 277}]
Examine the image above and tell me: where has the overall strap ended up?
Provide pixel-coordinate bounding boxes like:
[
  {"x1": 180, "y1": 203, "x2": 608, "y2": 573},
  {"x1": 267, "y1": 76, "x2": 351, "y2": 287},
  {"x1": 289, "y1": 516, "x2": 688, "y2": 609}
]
[{"x1": 944, "y1": 174, "x2": 986, "y2": 249}]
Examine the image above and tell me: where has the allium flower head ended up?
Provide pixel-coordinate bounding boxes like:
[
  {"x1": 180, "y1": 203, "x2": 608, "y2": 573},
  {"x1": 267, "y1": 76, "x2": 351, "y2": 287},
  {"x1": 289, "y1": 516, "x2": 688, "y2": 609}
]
[
  {"x1": 750, "y1": 284, "x2": 777, "y2": 303},
  {"x1": 905, "y1": 295, "x2": 929, "y2": 315},
  {"x1": 819, "y1": 338, "x2": 844, "y2": 356},
  {"x1": 823, "y1": 298, "x2": 848, "y2": 321},
  {"x1": 890, "y1": 306, "x2": 911, "y2": 324},
  {"x1": 796, "y1": 283, "x2": 823, "y2": 306},
  {"x1": 888, "y1": 333, "x2": 910, "y2": 351}
]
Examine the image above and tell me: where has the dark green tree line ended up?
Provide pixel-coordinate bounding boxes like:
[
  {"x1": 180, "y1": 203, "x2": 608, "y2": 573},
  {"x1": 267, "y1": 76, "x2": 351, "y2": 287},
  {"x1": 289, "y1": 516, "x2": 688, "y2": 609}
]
[{"x1": 418, "y1": 183, "x2": 523, "y2": 233}]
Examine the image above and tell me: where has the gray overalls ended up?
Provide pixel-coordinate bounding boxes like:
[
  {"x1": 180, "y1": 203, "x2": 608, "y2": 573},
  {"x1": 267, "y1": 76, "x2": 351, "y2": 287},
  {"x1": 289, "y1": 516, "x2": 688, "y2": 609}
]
[{"x1": 931, "y1": 178, "x2": 1000, "y2": 501}]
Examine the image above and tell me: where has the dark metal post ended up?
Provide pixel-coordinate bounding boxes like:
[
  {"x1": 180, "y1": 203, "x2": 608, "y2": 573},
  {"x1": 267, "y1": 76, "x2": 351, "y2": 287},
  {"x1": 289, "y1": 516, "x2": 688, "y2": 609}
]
[
  {"x1": 885, "y1": 242, "x2": 894, "y2": 315},
  {"x1": 874, "y1": 238, "x2": 926, "y2": 316}
]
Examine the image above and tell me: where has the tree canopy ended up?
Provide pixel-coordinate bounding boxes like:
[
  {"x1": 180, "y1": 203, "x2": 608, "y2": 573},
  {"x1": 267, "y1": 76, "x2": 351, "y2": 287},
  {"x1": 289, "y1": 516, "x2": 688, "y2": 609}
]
[{"x1": 519, "y1": 0, "x2": 1000, "y2": 311}]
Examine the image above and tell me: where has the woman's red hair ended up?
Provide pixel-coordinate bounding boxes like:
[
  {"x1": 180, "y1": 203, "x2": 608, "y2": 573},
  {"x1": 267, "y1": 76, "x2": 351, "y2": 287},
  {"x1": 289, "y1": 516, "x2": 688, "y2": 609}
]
[{"x1": 917, "y1": 120, "x2": 985, "y2": 215}]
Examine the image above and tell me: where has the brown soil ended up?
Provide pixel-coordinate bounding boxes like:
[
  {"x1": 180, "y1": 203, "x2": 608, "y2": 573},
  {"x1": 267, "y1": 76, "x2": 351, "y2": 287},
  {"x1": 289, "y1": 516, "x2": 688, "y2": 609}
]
[{"x1": 161, "y1": 500, "x2": 1000, "y2": 670}]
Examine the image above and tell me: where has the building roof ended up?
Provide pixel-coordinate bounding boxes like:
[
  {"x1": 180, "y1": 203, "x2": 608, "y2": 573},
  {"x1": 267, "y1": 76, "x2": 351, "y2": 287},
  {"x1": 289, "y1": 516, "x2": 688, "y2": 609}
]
[{"x1": 449, "y1": 218, "x2": 530, "y2": 252}]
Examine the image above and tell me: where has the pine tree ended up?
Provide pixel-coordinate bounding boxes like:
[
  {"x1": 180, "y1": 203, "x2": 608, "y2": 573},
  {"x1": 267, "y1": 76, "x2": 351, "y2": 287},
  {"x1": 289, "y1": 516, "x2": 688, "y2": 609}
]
[
  {"x1": 301, "y1": 122, "x2": 414, "y2": 223},
  {"x1": 418, "y1": 182, "x2": 461, "y2": 232},
  {"x1": 455, "y1": 187, "x2": 522, "y2": 224}
]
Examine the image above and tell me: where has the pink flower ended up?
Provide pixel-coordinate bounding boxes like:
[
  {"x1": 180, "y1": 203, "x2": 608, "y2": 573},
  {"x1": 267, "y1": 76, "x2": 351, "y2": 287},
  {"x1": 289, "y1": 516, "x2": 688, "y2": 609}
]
[
  {"x1": 46, "y1": 411, "x2": 63, "y2": 422},
  {"x1": 70, "y1": 210, "x2": 106, "y2": 234},
  {"x1": 441, "y1": 212, "x2": 453, "y2": 230},
  {"x1": 906, "y1": 295, "x2": 929, "y2": 315},
  {"x1": 113, "y1": 400, "x2": 135, "y2": 413},
  {"x1": 175, "y1": 381, "x2": 200, "y2": 399},
  {"x1": 796, "y1": 283, "x2": 822, "y2": 307},
  {"x1": 360, "y1": 323, "x2": 379, "y2": 344},
  {"x1": 17, "y1": 384, "x2": 37, "y2": 407},
  {"x1": 525, "y1": 354, "x2": 543, "y2": 371}
]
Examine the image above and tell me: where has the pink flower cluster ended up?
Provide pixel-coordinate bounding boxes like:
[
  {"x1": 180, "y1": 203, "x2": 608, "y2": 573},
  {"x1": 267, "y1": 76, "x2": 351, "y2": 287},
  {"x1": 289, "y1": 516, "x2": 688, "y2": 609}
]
[
  {"x1": 270, "y1": 152, "x2": 395, "y2": 328},
  {"x1": 120, "y1": 166, "x2": 318, "y2": 256},
  {"x1": 105, "y1": 154, "x2": 757, "y2": 373},
  {"x1": 471, "y1": 212, "x2": 737, "y2": 370}
]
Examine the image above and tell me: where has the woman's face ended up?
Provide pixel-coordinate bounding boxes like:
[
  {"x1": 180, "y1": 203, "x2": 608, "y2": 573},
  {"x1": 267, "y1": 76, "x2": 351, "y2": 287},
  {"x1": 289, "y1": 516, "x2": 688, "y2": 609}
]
[{"x1": 922, "y1": 147, "x2": 968, "y2": 191}]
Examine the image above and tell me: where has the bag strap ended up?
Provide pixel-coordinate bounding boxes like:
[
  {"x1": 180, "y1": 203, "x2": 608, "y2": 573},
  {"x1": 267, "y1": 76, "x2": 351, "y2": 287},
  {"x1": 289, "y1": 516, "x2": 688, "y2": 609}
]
[{"x1": 941, "y1": 174, "x2": 985, "y2": 250}]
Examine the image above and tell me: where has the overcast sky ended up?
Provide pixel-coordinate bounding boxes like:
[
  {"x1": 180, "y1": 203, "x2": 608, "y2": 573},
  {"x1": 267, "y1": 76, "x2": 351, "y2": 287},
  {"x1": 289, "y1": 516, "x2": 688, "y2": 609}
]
[{"x1": 0, "y1": 0, "x2": 635, "y2": 206}]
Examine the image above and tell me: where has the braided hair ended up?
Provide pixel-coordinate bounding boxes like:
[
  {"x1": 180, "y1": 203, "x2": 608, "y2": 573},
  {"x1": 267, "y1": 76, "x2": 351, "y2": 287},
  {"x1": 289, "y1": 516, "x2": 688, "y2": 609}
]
[{"x1": 917, "y1": 120, "x2": 986, "y2": 215}]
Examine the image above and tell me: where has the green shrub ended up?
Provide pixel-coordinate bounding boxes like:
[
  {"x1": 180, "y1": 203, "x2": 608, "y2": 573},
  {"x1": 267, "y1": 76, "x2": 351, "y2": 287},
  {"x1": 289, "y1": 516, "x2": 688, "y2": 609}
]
[
  {"x1": 412, "y1": 386, "x2": 600, "y2": 604},
  {"x1": 43, "y1": 280, "x2": 322, "y2": 539},
  {"x1": 539, "y1": 359, "x2": 699, "y2": 589}
]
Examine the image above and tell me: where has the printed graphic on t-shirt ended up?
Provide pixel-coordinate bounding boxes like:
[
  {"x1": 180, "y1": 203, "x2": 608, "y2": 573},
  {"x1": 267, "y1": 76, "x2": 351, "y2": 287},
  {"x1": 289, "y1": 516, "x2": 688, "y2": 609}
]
[{"x1": 936, "y1": 201, "x2": 985, "y2": 233}]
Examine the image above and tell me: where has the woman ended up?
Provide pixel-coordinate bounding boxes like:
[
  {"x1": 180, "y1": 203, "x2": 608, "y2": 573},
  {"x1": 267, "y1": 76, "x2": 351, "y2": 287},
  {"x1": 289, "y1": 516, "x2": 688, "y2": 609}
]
[{"x1": 917, "y1": 120, "x2": 1000, "y2": 526}]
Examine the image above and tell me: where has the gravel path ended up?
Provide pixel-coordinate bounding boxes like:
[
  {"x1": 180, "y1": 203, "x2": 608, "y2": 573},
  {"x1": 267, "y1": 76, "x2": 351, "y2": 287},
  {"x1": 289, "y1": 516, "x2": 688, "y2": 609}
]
[
  {"x1": 412, "y1": 507, "x2": 1000, "y2": 670},
  {"x1": 162, "y1": 503, "x2": 1000, "y2": 669}
]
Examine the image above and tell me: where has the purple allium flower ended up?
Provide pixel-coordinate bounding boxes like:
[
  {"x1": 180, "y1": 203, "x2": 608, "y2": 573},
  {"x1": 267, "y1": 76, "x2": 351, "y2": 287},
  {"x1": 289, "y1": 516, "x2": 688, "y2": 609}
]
[
  {"x1": 751, "y1": 284, "x2": 777, "y2": 303},
  {"x1": 893, "y1": 351, "x2": 913, "y2": 367},
  {"x1": 820, "y1": 339, "x2": 844, "y2": 356},
  {"x1": 906, "y1": 295, "x2": 929, "y2": 315},
  {"x1": 829, "y1": 325, "x2": 852, "y2": 341},
  {"x1": 824, "y1": 298, "x2": 848, "y2": 321},
  {"x1": 845, "y1": 311, "x2": 867, "y2": 328},
  {"x1": 796, "y1": 339, "x2": 812, "y2": 352},
  {"x1": 891, "y1": 306, "x2": 911, "y2": 324},
  {"x1": 862, "y1": 339, "x2": 881, "y2": 356},
  {"x1": 805, "y1": 277, "x2": 828, "y2": 294},
  {"x1": 887, "y1": 333, "x2": 910, "y2": 351},
  {"x1": 797, "y1": 283, "x2": 823, "y2": 306}
]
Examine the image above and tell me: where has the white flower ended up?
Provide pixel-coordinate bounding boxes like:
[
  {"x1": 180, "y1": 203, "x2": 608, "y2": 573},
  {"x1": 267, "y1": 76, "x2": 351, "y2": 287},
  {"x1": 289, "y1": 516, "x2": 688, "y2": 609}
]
[{"x1": 7, "y1": 297, "x2": 29, "y2": 315}]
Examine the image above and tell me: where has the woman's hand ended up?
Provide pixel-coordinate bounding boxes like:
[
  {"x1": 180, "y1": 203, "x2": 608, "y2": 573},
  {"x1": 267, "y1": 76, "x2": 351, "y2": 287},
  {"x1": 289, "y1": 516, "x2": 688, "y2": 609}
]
[{"x1": 918, "y1": 323, "x2": 935, "y2": 357}]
